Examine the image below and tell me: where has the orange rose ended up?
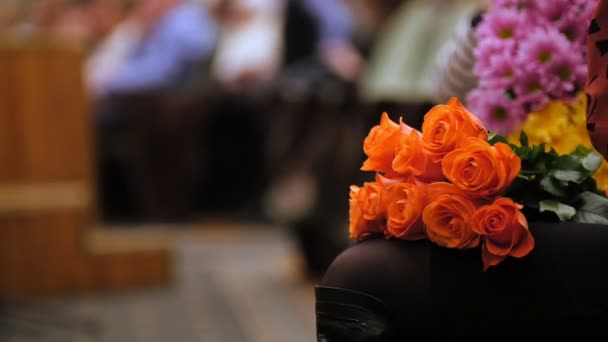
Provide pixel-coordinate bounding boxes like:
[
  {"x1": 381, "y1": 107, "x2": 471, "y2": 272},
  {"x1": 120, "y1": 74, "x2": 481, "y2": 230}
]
[
  {"x1": 375, "y1": 172, "x2": 410, "y2": 186},
  {"x1": 421, "y1": 98, "x2": 489, "y2": 162},
  {"x1": 383, "y1": 182, "x2": 426, "y2": 240},
  {"x1": 349, "y1": 182, "x2": 386, "y2": 240},
  {"x1": 423, "y1": 182, "x2": 480, "y2": 249},
  {"x1": 392, "y1": 130, "x2": 444, "y2": 182},
  {"x1": 362, "y1": 112, "x2": 402, "y2": 173},
  {"x1": 442, "y1": 137, "x2": 521, "y2": 197},
  {"x1": 472, "y1": 197, "x2": 535, "y2": 271}
]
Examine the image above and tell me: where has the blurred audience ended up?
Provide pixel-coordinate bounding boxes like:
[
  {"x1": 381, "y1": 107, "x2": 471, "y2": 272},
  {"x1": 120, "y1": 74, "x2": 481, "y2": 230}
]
[{"x1": 0, "y1": 0, "x2": 485, "y2": 279}]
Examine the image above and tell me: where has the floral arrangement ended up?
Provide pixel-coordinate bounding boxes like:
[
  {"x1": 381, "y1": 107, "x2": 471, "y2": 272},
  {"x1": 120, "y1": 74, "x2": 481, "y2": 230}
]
[
  {"x1": 467, "y1": 0, "x2": 596, "y2": 134},
  {"x1": 465, "y1": 0, "x2": 608, "y2": 191},
  {"x1": 349, "y1": 99, "x2": 608, "y2": 271}
]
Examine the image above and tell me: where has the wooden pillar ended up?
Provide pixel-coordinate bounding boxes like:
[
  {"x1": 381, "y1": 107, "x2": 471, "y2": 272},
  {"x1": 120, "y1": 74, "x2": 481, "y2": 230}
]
[{"x1": 0, "y1": 38, "x2": 173, "y2": 300}]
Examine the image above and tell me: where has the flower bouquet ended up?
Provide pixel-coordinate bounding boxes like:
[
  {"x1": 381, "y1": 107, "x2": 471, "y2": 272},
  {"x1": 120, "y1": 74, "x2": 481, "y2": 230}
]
[
  {"x1": 349, "y1": 98, "x2": 608, "y2": 270},
  {"x1": 465, "y1": 0, "x2": 608, "y2": 189}
]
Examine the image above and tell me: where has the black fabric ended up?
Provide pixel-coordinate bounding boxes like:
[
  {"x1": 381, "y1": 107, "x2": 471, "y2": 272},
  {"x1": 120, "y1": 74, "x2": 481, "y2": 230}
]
[
  {"x1": 317, "y1": 222, "x2": 608, "y2": 340},
  {"x1": 283, "y1": 0, "x2": 320, "y2": 65},
  {"x1": 316, "y1": 287, "x2": 389, "y2": 342}
]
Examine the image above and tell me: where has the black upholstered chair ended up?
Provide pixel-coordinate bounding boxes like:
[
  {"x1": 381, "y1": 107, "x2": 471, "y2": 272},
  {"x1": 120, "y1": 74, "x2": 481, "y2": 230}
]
[{"x1": 316, "y1": 222, "x2": 608, "y2": 341}]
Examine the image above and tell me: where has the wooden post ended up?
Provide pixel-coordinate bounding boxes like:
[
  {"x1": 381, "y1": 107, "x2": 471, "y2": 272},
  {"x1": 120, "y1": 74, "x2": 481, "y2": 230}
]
[{"x1": 0, "y1": 37, "x2": 173, "y2": 300}]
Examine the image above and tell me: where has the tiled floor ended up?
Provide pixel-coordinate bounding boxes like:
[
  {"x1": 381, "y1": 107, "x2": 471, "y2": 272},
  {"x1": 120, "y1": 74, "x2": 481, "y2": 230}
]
[{"x1": 0, "y1": 224, "x2": 316, "y2": 342}]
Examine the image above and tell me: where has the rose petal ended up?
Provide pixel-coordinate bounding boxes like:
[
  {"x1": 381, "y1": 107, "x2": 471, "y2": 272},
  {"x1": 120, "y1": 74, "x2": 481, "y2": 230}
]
[
  {"x1": 399, "y1": 117, "x2": 420, "y2": 136},
  {"x1": 509, "y1": 227, "x2": 535, "y2": 258},
  {"x1": 375, "y1": 173, "x2": 408, "y2": 186},
  {"x1": 485, "y1": 236, "x2": 512, "y2": 256},
  {"x1": 482, "y1": 244, "x2": 507, "y2": 271}
]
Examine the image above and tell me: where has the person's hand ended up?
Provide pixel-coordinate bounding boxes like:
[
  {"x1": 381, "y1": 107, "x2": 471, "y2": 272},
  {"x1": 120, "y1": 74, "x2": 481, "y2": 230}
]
[
  {"x1": 319, "y1": 40, "x2": 364, "y2": 82},
  {"x1": 222, "y1": 64, "x2": 278, "y2": 93}
]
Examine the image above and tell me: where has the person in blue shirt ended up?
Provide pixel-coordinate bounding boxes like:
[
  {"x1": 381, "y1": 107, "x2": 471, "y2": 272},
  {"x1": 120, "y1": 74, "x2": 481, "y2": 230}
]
[{"x1": 87, "y1": 0, "x2": 218, "y2": 96}]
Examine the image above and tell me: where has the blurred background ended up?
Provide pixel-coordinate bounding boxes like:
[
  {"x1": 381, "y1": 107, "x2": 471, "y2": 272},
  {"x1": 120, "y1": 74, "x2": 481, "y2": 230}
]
[{"x1": 0, "y1": 0, "x2": 482, "y2": 341}]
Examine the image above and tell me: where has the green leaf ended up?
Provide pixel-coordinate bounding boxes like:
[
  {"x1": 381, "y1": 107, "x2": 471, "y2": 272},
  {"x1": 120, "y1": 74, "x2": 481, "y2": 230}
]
[
  {"x1": 539, "y1": 200, "x2": 576, "y2": 221},
  {"x1": 540, "y1": 175, "x2": 568, "y2": 198},
  {"x1": 552, "y1": 155, "x2": 583, "y2": 171},
  {"x1": 573, "y1": 145, "x2": 593, "y2": 157},
  {"x1": 519, "y1": 131, "x2": 529, "y2": 147},
  {"x1": 532, "y1": 161, "x2": 547, "y2": 174},
  {"x1": 488, "y1": 133, "x2": 509, "y2": 146},
  {"x1": 582, "y1": 152, "x2": 602, "y2": 172},
  {"x1": 549, "y1": 169, "x2": 585, "y2": 183},
  {"x1": 530, "y1": 144, "x2": 545, "y2": 161},
  {"x1": 572, "y1": 191, "x2": 608, "y2": 224},
  {"x1": 515, "y1": 146, "x2": 530, "y2": 159}
]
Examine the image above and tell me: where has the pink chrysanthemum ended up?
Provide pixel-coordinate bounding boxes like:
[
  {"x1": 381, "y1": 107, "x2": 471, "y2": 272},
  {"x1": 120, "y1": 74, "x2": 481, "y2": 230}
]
[
  {"x1": 467, "y1": 89, "x2": 527, "y2": 134},
  {"x1": 543, "y1": 50, "x2": 581, "y2": 98},
  {"x1": 473, "y1": 37, "x2": 517, "y2": 75},
  {"x1": 512, "y1": 69, "x2": 551, "y2": 112},
  {"x1": 493, "y1": 0, "x2": 537, "y2": 11},
  {"x1": 535, "y1": 0, "x2": 571, "y2": 22},
  {"x1": 468, "y1": 0, "x2": 597, "y2": 133},
  {"x1": 556, "y1": 12, "x2": 589, "y2": 45},
  {"x1": 477, "y1": 50, "x2": 518, "y2": 89},
  {"x1": 517, "y1": 28, "x2": 573, "y2": 73},
  {"x1": 475, "y1": 9, "x2": 529, "y2": 41}
]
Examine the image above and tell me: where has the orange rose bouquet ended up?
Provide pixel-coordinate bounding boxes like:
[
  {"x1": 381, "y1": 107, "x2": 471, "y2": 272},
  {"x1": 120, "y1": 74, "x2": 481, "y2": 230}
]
[{"x1": 349, "y1": 98, "x2": 608, "y2": 270}]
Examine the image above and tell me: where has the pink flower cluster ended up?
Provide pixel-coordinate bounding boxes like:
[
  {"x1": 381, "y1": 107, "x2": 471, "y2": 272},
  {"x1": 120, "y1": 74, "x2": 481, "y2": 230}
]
[{"x1": 467, "y1": 0, "x2": 596, "y2": 134}]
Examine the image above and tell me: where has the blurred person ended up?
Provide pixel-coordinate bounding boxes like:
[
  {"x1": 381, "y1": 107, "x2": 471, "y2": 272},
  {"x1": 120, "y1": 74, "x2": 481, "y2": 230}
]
[
  {"x1": 204, "y1": 0, "x2": 362, "y2": 202},
  {"x1": 235, "y1": 0, "x2": 363, "y2": 279},
  {"x1": 301, "y1": 0, "x2": 363, "y2": 82},
  {"x1": 209, "y1": 0, "x2": 280, "y2": 91},
  {"x1": 198, "y1": 1, "x2": 364, "y2": 277},
  {"x1": 86, "y1": 0, "x2": 218, "y2": 97},
  {"x1": 274, "y1": 0, "x2": 364, "y2": 279},
  {"x1": 89, "y1": 0, "x2": 218, "y2": 222},
  {"x1": 211, "y1": 0, "x2": 363, "y2": 92}
]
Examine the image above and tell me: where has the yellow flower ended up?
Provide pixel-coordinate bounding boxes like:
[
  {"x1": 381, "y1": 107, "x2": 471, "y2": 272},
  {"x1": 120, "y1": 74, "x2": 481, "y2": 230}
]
[{"x1": 507, "y1": 92, "x2": 608, "y2": 191}]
